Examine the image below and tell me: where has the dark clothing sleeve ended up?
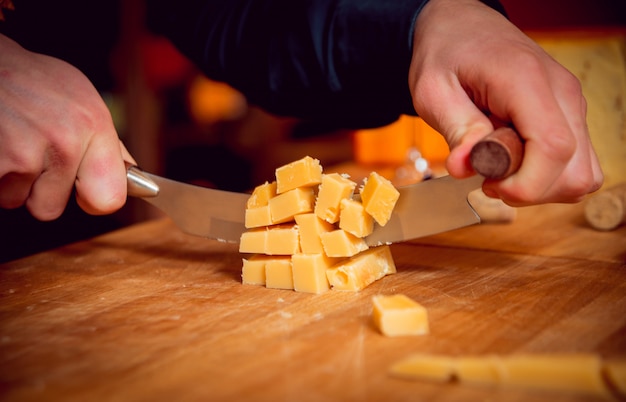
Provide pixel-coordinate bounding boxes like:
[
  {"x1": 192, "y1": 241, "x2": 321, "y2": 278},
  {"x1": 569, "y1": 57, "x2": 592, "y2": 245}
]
[{"x1": 146, "y1": 0, "x2": 506, "y2": 129}]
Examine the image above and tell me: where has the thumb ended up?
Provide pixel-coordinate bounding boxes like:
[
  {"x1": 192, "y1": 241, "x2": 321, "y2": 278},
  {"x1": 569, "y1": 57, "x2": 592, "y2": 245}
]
[{"x1": 413, "y1": 75, "x2": 494, "y2": 178}]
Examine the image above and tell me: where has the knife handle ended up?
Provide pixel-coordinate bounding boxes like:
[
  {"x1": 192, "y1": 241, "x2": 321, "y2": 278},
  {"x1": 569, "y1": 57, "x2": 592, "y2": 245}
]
[{"x1": 469, "y1": 127, "x2": 524, "y2": 179}]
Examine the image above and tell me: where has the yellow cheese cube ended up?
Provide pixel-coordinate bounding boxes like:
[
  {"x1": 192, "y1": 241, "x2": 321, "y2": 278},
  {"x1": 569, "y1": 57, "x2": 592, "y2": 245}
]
[
  {"x1": 604, "y1": 360, "x2": 626, "y2": 397},
  {"x1": 241, "y1": 255, "x2": 272, "y2": 285},
  {"x1": 314, "y1": 173, "x2": 357, "y2": 223},
  {"x1": 266, "y1": 224, "x2": 300, "y2": 255},
  {"x1": 292, "y1": 253, "x2": 339, "y2": 294},
  {"x1": 326, "y1": 245, "x2": 396, "y2": 291},
  {"x1": 239, "y1": 228, "x2": 266, "y2": 254},
  {"x1": 269, "y1": 187, "x2": 315, "y2": 224},
  {"x1": 275, "y1": 156, "x2": 323, "y2": 194},
  {"x1": 294, "y1": 213, "x2": 335, "y2": 254},
  {"x1": 339, "y1": 198, "x2": 374, "y2": 238},
  {"x1": 499, "y1": 354, "x2": 609, "y2": 397},
  {"x1": 455, "y1": 356, "x2": 502, "y2": 386},
  {"x1": 389, "y1": 354, "x2": 456, "y2": 382},
  {"x1": 244, "y1": 205, "x2": 273, "y2": 229},
  {"x1": 372, "y1": 294, "x2": 429, "y2": 337},
  {"x1": 320, "y1": 229, "x2": 369, "y2": 258},
  {"x1": 360, "y1": 171, "x2": 400, "y2": 226},
  {"x1": 246, "y1": 181, "x2": 277, "y2": 208},
  {"x1": 265, "y1": 256, "x2": 294, "y2": 290}
]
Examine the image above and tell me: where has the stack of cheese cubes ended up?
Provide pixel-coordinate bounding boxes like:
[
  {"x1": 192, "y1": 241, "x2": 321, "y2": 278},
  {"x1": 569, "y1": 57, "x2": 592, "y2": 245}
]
[{"x1": 240, "y1": 156, "x2": 400, "y2": 294}]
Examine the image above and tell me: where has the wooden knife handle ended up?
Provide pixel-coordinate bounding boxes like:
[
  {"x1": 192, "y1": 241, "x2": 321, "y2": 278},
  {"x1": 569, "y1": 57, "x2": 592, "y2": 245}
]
[{"x1": 469, "y1": 127, "x2": 524, "y2": 179}]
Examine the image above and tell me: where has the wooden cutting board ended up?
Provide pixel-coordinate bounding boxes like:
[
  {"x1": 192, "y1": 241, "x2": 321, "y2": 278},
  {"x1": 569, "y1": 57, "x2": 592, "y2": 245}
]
[{"x1": 0, "y1": 201, "x2": 624, "y2": 401}]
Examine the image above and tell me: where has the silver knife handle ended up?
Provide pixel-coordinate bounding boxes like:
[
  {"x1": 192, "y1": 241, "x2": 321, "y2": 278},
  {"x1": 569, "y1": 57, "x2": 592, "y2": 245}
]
[{"x1": 127, "y1": 165, "x2": 160, "y2": 198}]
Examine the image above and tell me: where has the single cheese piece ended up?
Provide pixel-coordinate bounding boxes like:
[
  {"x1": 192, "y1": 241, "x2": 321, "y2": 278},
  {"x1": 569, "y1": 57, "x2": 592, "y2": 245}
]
[
  {"x1": 314, "y1": 173, "x2": 357, "y2": 223},
  {"x1": 604, "y1": 360, "x2": 626, "y2": 397},
  {"x1": 455, "y1": 355, "x2": 502, "y2": 386},
  {"x1": 265, "y1": 256, "x2": 294, "y2": 290},
  {"x1": 326, "y1": 245, "x2": 396, "y2": 291},
  {"x1": 239, "y1": 229, "x2": 266, "y2": 254},
  {"x1": 320, "y1": 229, "x2": 369, "y2": 258},
  {"x1": 292, "y1": 253, "x2": 339, "y2": 294},
  {"x1": 265, "y1": 224, "x2": 300, "y2": 255},
  {"x1": 294, "y1": 213, "x2": 335, "y2": 254},
  {"x1": 269, "y1": 187, "x2": 315, "y2": 224},
  {"x1": 360, "y1": 171, "x2": 400, "y2": 226},
  {"x1": 389, "y1": 354, "x2": 456, "y2": 382},
  {"x1": 372, "y1": 294, "x2": 429, "y2": 337},
  {"x1": 241, "y1": 255, "x2": 271, "y2": 285},
  {"x1": 339, "y1": 198, "x2": 374, "y2": 238},
  {"x1": 245, "y1": 205, "x2": 273, "y2": 229},
  {"x1": 498, "y1": 354, "x2": 609, "y2": 397},
  {"x1": 275, "y1": 156, "x2": 323, "y2": 194},
  {"x1": 247, "y1": 181, "x2": 277, "y2": 208}
]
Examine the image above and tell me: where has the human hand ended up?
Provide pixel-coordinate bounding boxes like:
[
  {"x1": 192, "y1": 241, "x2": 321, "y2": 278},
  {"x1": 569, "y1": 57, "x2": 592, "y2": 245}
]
[
  {"x1": 0, "y1": 34, "x2": 133, "y2": 220},
  {"x1": 409, "y1": 0, "x2": 603, "y2": 206}
]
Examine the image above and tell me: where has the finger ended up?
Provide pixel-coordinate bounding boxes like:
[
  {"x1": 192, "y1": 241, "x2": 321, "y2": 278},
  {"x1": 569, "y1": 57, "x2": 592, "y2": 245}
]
[
  {"x1": 0, "y1": 172, "x2": 36, "y2": 209},
  {"x1": 75, "y1": 136, "x2": 128, "y2": 216},
  {"x1": 412, "y1": 72, "x2": 494, "y2": 178}
]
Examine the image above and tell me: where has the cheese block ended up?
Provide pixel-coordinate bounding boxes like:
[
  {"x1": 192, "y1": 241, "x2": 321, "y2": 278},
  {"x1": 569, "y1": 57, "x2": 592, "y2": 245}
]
[
  {"x1": 239, "y1": 228, "x2": 266, "y2": 254},
  {"x1": 241, "y1": 255, "x2": 271, "y2": 285},
  {"x1": 244, "y1": 205, "x2": 273, "y2": 229},
  {"x1": 265, "y1": 224, "x2": 300, "y2": 255},
  {"x1": 455, "y1": 356, "x2": 502, "y2": 386},
  {"x1": 389, "y1": 354, "x2": 456, "y2": 382},
  {"x1": 275, "y1": 156, "x2": 323, "y2": 194},
  {"x1": 294, "y1": 213, "x2": 335, "y2": 254},
  {"x1": 247, "y1": 181, "x2": 277, "y2": 208},
  {"x1": 314, "y1": 173, "x2": 357, "y2": 224},
  {"x1": 269, "y1": 187, "x2": 315, "y2": 223},
  {"x1": 339, "y1": 198, "x2": 374, "y2": 238},
  {"x1": 372, "y1": 294, "x2": 429, "y2": 337},
  {"x1": 498, "y1": 354, "x2": 609, "y2": 397},
  {"x1": 265, "y1": 256, "x2": 294, "y2": 290},
  {"x1": 360, "y1": 171, "x2": 400, "y2": 226},
  {"x1": 326, "y1": 245, "x2": 396, "y2": 291},
  {"x1": 291, "y1": 253, "x2": 338, "y2": 294},
  {"x1": 320, "y1": 229, "x2": 368, "y2": 258}
]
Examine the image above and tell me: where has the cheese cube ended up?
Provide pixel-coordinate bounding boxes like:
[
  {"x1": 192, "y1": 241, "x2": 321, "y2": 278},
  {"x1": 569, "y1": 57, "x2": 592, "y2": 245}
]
[
  {"x1": 294, "y1": 213, "x2": 335, "y2": 254},
  {"x1": 275, "y1": 156, "x2": 323, "y2": 194},
  {"x1": 239, "y1": 228, "x2": 266, "y2": 254},
  {"x1": 269, "y1": 187, "x2": 315, "y2": 223},
  {"x1": 314, "y1": 173, "x2": 357, "y2": 223},
  {"x1": 247, "y1": 181, "x2": 277, "y2": 208},
  {"x1": 245, "y1": 205, "x2": 273, "y2": 229},
  {"x1": 320, "y1": 229, "x2": 369, "y2": 258},
  {"x1": 326, "y1": 245, "x2": 396, "y2": 291},
  {"x1": 266, "y1": 224, "x2": 301, "y2": 255},
  {"x1": 389, "y1": 354, "x2": 456, "y2": 382},
  {"x1": 265, "y1": 256, "x2": 294, "y2": 290},
  {"x1": 372, "y1": 294, "x2": 429, "y2": 337},
  {"x1": 292, "y1": 253, "x2": 339, "y2": 294},
  {"x1": 339, "y1": 198, "x2": 374, "y2": 238},
  {"x1": 242, "y1": 255, "x2": 271, "y2": 285},
  {"x1": 499, "y1": 354, "x2": 609, "y2": 396},
  {"x1": 360, "y1": 172, "x2": 400, "y2": 226}
]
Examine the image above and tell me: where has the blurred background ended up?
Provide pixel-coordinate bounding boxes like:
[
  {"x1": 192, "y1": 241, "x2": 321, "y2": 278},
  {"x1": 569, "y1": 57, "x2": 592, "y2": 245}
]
[{"x1": 0, "y1": 0, "x2": 624, "y2": 262}]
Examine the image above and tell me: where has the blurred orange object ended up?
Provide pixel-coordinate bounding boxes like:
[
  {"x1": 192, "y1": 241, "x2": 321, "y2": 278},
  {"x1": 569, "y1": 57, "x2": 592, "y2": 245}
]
[
  {"x1": 187, "y1": 75, "x2": 247, "y2": 125},
  {"x1": 353, "y1": 116, "x2": 449, "y2": 166}
]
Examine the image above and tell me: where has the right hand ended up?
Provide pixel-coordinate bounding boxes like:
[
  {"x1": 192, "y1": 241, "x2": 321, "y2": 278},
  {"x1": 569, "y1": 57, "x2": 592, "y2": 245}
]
[{"x1": 0, "y1": 34, "x2": 134, "y2": 220}]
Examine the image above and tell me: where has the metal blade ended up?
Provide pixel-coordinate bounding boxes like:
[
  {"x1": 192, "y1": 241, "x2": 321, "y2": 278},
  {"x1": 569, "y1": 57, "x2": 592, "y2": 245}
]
[
  {"x1": 127, "y1": 166, "x2": 248, "y2": 243},
  {"x1": 364, "y1": 175, "x2": 484, "y2": 246}
]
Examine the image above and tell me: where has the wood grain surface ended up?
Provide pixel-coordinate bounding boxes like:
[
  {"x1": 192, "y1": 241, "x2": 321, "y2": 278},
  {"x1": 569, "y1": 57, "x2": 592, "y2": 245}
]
[{"x1": 0, "y1": 201, "x2": 625, "y2": 402}]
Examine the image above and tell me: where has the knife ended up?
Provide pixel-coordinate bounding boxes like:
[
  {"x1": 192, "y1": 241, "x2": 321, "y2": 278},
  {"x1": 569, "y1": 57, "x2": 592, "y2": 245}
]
[{"x1": 127, "y1": 127, "x2": 523, "y2": 245}]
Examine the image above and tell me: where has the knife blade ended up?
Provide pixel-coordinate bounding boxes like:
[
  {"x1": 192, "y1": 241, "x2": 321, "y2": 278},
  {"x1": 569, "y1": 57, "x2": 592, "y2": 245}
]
[{"x1": 127, "y1": 165, "x2": 248, "y2": 243}]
